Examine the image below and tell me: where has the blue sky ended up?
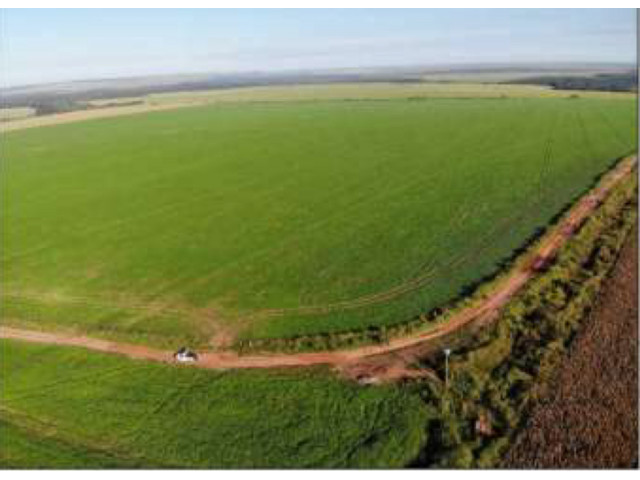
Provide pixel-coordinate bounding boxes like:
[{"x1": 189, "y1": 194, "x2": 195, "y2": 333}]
[{"x1": 2, "y1": 8, "x2": 636, "y2": 87}]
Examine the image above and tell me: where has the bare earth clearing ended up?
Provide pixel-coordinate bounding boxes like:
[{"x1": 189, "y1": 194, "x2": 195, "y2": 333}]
[{"x1": 1, "y1": 156, "x2": 636, "y2": 382}]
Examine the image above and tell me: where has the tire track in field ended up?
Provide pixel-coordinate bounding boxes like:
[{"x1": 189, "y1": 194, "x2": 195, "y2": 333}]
[
  {"x1": 252, "y1": 107, "x2": 563, "y2": 318},
  {"x1": 252, "y1": 200, "x2": 533, "y2": 318},
  {"x1": 2, "y1": 104, "x2": 561, "y2": 336},
  {"x1": 3, "y1": 163, "x2": 307, "y2": 264},
  {"x1": 3, "y1": 105, "x2": 559, "y2": 323},
  {"x1": 3, "y1": 107, "x2": 625, "y2": 334},
  {"x1": 593, "y1": 104, "x2": 632, "y2": 152},
  {"x1": 2, "y1": 364, "x2": 135, "y2": 402},
  {"x1": 1, "y1": 291, "x2": 190, "y2": 317},
  {"x1": 4, "y1": 114, "x2": 495, "y2": 320},
  {"x1": 0, "y1": 406, "x2": 167, "y2": 468},
  {"x1": 4, "y1": 110, "x2": 477, "y2": 316},
  {"x1": 3, "y1": 101, "x2": 530, "y2": 325},
  {"x1": 1, "y1": 198, "x2": 483, "y2": 337},
  {"x1": 6, "y1": 103, "x2": 481, "y2": 267},
  {"x1": 246, "y1": 204, "x2": 487, "y2": 318},
  {"x1": 0, "y1": 154, "x2": 635, "y2": 376},
  {"x1": 574, "y1": 107, "x2": 599, "y2": 160},
  {"x1": 122, "y1": 103, "x2": 518, "y2": 298},
  {"x1": 123, "y1": 371, "x2": 216, "y2": 446},
  {"x1": 0, "y1": 183, "x2": 477, "y2": 324}
]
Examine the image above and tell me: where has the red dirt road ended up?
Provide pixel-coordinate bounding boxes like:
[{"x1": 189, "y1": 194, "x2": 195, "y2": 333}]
[{"x1": 1, "y1": 156, "x2": 636, "y2": 379}]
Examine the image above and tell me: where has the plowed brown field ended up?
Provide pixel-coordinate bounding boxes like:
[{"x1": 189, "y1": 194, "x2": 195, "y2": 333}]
[{"x1": 503, "y1": 227, "x2": 638, "y2": 468}]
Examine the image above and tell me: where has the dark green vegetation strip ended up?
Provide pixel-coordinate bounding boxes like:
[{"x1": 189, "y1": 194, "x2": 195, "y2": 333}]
[
  {"x1": 2, "y1": 98, "x2": 636, "y2": 347},
  {"x1": 0, "y1": 341, "x2": 428, "y2": 468},
  {"x1": 410, "y1": 170, "x2": 638, "y2": 468}
]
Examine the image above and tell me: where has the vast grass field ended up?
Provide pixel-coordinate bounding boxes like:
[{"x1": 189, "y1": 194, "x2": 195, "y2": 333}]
[
  {"x1": 140, "y1": 82, "x2": 638, "y2": 105},
  {"x1": 2, "y1": 95, "x2": 636, "y2": 348},
  {"x1": 5, "y1": 83, "x2": 634, "y2": 133},
  {"x1": 0, "y1": 339, "x2": 428, "y2": 468}
]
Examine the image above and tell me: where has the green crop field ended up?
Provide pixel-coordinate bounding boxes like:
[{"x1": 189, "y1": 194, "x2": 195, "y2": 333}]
[
  {"x1": 0, "y1": 339, "x2": 428, "y2": 468},
  {"x1": 144, "y1": 82, "x2": 636, "y2": 106},
  {"x1": 1, "y1": 96, "x2": 636, "y2": 348}
]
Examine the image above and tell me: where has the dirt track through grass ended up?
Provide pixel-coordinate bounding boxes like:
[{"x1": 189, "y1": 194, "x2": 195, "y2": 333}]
[
  {"x1": 3, "y1": 97, "x2": 636, "y2": 345},
  {"x1": 1, "y1": 155, "x2": 634, "y2": 379}
]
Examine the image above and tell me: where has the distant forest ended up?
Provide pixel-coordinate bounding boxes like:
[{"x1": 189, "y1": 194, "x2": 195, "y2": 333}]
[
  {"x1": 510, "y1": 71, "x2": 638, "y2": 92},
  {"x1": 1, "y1": 72, "x2": 421, "y2": 110},
  {"x1": 3, "y1": 69, "x2": 636, "y2": 115}
]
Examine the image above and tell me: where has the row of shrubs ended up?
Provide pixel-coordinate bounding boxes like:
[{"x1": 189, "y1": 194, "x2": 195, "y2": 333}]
[{"x1": 410, "y1": 171, "x2": 638, "y2": 468}]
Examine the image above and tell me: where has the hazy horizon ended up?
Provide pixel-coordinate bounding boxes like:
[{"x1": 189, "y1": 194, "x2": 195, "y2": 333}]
[{"x1": 2, "y1": 8, "x2": 637, "y2": 88}]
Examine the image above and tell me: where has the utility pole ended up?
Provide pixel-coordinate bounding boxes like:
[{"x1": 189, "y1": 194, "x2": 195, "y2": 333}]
[{"x1": 444, "y1": 348, "x2": 451, "y2": 389}]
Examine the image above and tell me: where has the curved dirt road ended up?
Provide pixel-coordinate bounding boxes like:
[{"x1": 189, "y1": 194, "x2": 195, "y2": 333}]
[{"x1": 1, "y1": 156, "x2": 636, "y2": 379}]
